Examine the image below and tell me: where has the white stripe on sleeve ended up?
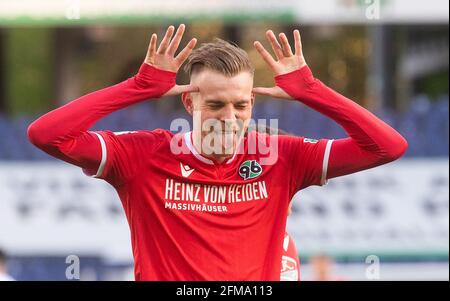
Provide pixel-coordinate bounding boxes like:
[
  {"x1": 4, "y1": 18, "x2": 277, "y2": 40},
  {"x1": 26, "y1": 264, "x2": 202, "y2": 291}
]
[
  {"x1": 321, "y1": 140, "x2": 334, "y2": 185},
  {"x1": 91, "y1": 132, "x2": 107, "y2": 178}
]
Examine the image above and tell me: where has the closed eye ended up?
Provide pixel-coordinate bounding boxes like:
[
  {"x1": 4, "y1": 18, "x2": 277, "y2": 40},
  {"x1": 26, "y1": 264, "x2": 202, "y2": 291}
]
[
  {"x1": 235, "y1": 101, "x2": 249, "y2": 109},
  {"x1": 205, "y1": 101, "x2": 224, "y2": 108},
  {"x1": 208, "y1": 104, "x2": 224, "y2": 109},
  {"x1": 205, "y1": 100, "x2": 249, "y2": 110}
]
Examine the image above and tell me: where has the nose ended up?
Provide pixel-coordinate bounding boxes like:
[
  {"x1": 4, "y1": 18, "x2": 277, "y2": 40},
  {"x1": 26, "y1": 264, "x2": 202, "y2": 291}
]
[
  {"x1": 219, "y1": 104, "x2": 237, "y2": 122},
  {"x1": 219, "y1": 105, "x2": 238, "y2": 132}
]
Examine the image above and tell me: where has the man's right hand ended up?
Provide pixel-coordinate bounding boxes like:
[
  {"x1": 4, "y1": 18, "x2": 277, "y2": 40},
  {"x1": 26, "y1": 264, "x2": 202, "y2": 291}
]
[{"x1": 144, "y1": 24, "x2": 199, "y2": 97}]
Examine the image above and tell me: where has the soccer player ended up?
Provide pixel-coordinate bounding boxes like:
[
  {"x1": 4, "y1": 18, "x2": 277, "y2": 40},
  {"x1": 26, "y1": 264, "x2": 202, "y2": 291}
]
[
  {"x1": 280, "y1": 203, "x2": 301, "y2": 281},
  {"x1": 280, "y1": 232, "x2": 301, "y2": 281},
  {"x1": 28, "y1": 24, "x2": 407, "y2": 280}
]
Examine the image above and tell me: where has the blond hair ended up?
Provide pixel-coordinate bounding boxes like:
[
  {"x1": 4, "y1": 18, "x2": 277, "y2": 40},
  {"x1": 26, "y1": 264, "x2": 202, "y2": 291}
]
[{"x1": 184, "y1": 38, "x2": 254, "y2": 78}]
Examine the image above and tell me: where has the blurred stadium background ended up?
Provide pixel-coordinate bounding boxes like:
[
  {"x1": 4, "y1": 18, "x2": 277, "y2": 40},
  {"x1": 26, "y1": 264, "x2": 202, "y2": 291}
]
[{"x1": 0, "y1": 0, "x2": 448, "y2": 280}]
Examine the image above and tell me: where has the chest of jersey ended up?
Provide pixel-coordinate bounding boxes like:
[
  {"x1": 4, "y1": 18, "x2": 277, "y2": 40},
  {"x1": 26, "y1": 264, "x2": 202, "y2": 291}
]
[{"x1": 129, "y1": 146, "x2": 290, "y2": 220}]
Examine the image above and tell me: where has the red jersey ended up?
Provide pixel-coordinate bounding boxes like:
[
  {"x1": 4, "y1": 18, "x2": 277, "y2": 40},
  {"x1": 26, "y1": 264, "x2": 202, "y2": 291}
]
[
  {"x1": 280, "y1": 232, "x2": 301, "y2": 281},
  {"x1": 27, "y1": 63, "x2": 407, "y2": 280},
  {"x1": 87, "y1": 128, "x2": 329, "y2": 280}
]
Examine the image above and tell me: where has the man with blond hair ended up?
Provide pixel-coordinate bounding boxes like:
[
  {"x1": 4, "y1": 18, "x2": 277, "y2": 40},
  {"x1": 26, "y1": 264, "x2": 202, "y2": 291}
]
[{"x1": 28, "y1": 24, "x2": 407, "y2": 280}]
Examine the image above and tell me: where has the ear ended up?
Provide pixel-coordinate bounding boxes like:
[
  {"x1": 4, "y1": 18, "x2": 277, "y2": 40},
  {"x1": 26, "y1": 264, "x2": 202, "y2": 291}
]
[{"x1": 181, "y1": 92, "x2": 194, "y2": 115}]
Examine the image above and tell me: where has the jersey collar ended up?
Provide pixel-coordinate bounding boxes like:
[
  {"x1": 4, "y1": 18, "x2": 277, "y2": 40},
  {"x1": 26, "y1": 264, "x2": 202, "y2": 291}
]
[{"x1": 183, "y1": 131, "x2": 239, "y2": 165}]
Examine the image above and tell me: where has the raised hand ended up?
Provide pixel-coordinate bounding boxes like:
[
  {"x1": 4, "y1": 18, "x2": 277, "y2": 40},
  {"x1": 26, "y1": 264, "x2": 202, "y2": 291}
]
[
  {"x1": 253, "y1": 29, "x2": 307, "y2": 99},
  {"x1": 144, "y1": 24, "x2": 199, "y2": 96}
]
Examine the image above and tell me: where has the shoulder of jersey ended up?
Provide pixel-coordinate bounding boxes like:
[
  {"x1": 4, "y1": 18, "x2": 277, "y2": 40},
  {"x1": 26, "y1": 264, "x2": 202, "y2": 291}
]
[{"x1": 112, "y1": 128, "x2": 173, "y2": 139}]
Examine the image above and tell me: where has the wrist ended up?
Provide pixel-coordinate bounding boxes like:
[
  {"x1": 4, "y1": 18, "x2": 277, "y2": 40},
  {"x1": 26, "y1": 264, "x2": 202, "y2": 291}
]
[
  {"x1": 132, "y1": 63, "x2": 177, "y2": 98},
  {"x1": 137, "y1": 63, "x2": 177, "y2": 83},
  {"x1": 275, "y1": 65, "x2": 314, "y2": 87},
  {"x1": 274, "y1": 65, "x2": 316, "y2": 100}
]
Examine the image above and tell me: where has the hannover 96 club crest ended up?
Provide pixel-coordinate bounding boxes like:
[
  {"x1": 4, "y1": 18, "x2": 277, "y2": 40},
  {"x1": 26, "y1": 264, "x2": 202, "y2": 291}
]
[{"x1": 238, "y1": 160, "x2": 263, "y2": 180}]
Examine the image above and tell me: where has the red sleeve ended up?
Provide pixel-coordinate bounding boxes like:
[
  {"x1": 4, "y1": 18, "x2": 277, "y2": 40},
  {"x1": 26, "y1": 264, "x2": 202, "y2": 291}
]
[
  {"x1": 87, "y1": 129, "x2": 165, "y2": 186},
  {"x1": 27, "y1": 64, "x2": 175, "y2": 183},
  {"x1": 275, "y1": 66, "x2": 408, "y2": 183},
  {"x1": 279, "y1": 135, "x2": 332, "y2": 191}
]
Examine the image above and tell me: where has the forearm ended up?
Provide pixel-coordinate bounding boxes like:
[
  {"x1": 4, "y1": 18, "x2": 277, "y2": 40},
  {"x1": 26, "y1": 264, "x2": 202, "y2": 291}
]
[
  {"x1": 276, "y1": 66, "x2": 408, "y2": 176},
  {"x1": 27, "y1": 64, "x2": 175, "y2": 170},
  {"x1": 28, "y1": 64, "x2": 175, "y2": 147}
]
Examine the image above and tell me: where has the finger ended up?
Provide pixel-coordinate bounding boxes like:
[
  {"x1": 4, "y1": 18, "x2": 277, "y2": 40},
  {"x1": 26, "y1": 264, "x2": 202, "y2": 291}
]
[
  {"x1": 164, "y1": 84, "x2": 199, "y2": 97},
  {"x1": 252, "y1": 86, "x2": 292, "y2": 99},
  {"x1": 157, "y1": 25, "x2": 175, "y2": 54},
  {"x1": 252, "y1": 87, "x2": 278, "y2": 97},
  {"x1": 175, "y1": 84, "x2": 200, "y2": 94},
  {"x1": 293, "y1": 29, "x2": 303, "y2": 56},
  {"x1": 279, "y1": 33, "x2": 293, "y2": 57},
  {"x1": 167, "y1": 24, "x2": 185, "y2": 56},
  {"x1": 253, "y1": 41, "x2": 277, "y2": 70},
  {"x1": 175, "y1": 38, "x2": 197, "y2": 66},
  {"x1": 145, "y1": 33, "x2": 157, "y2": 64},
  {"x1": 266, "y1": 30, "x2": 284, "y2": 60}
]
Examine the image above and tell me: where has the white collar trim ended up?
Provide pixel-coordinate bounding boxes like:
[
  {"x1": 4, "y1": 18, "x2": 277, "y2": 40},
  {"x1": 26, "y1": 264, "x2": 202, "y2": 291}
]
[{"x1": 183, "y1": 131, "x2": 238, "y2": 165}]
